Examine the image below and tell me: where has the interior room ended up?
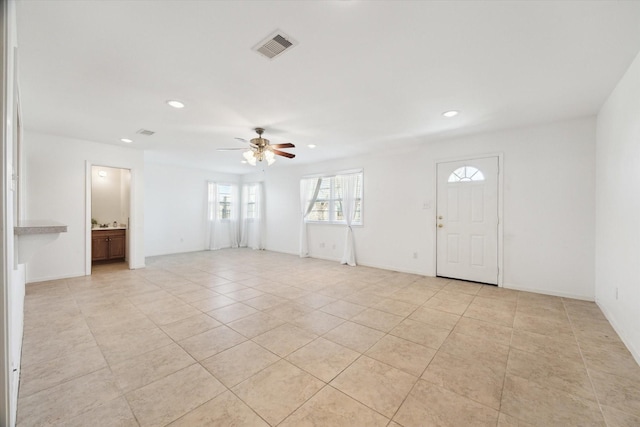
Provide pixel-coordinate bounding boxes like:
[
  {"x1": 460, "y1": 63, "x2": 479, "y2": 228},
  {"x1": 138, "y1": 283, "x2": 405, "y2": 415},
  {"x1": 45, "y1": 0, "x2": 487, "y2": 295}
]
[
  {"x1": 91, "y1": 165, "x2": 131, "y2": 267},
  {"x1": 2, "y1": 1, "x2": 640, "y2": 426}
]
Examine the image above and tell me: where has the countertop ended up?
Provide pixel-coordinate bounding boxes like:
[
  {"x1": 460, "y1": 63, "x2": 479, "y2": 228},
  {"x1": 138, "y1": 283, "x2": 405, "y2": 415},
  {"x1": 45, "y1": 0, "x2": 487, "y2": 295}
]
[
  {"x1": 92, "y1": 227, "x2": 127, "y2": 231},
  {"x1": 15, "y1": 220, "x2": 68, "y2": 235}
]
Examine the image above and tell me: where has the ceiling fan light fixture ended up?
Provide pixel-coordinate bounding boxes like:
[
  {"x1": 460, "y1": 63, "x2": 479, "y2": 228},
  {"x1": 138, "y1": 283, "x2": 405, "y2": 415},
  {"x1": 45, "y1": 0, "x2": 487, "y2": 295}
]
[
  {"x1": 442, "y1": 110, "x2": 459, "y2": 118},
  {"x1": 265, "y1": 150, "x2": 276, "y2": 165},
  {"x1": 226, "y1": 128, "x2": 294, "y2": 166},
  {"x1": 243, "y1": 150, "x2": 257, "y2": 166}
]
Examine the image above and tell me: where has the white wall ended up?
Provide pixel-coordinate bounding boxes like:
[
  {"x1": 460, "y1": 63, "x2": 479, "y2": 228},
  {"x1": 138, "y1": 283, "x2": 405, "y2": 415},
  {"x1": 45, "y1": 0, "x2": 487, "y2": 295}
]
[
  {"x1": 23, "y1": 132, "x2": 145, "y2": 282},
  {"x1": 595, "y1": 50, "x2": 640, "y2": 362},
  {"x1": 91, "y1": 165, "x2": 130, "y2": 226},
  {"x1": 261, "y1": 117, "x2": 596, "y2": 300},
  {"x1": 144, "y1": 161, "x2": 239, "y2": 257}
]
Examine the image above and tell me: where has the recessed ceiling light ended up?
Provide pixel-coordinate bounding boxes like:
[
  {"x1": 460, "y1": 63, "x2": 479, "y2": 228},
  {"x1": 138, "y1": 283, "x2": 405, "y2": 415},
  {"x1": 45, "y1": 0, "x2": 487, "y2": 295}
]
[
  {"x1": 442, "y1": 110, "x2": 459, "y2": 118},
  {"x1": 120, "y1": 138, "x2": 133, "y2": 143},
  {"x1": 241, "y1": 160, "x2": 247, "y2": 164},
  {"x1": 308, "y1": 144, "x2": 317, "y2": 149},
  {"x1": 166, "y1": 100, "x2": 185, "y2": 109}
]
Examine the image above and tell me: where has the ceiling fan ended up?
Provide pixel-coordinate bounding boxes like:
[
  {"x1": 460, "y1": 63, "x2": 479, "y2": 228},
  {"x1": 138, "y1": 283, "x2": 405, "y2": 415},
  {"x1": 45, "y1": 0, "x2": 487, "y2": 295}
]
[{"x1": 218, "y1": 128, "x2": 295, "y2": 166}]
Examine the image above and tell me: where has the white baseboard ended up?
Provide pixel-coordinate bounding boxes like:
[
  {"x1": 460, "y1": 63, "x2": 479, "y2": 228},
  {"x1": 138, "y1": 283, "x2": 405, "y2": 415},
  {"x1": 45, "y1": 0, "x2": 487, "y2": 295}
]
[
  {"x1": 502, "y1": 283, "x2": 594, "y2": 301},
  {"x1": 26, "y1": 270, "x2": 87, "y2": 284},
  {"x1": 27, "y1": 263, "x2": 145, "y2": 284},
  {"x1": 596, "y1": 299, "x2": 640, "y2": 366}
]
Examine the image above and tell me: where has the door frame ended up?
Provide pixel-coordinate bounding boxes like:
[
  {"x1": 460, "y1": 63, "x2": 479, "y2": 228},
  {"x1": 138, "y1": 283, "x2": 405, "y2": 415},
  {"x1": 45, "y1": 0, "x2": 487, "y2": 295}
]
[
  {"x1": 433, "y1": 153, "x2": 504, "y2": 287},
  {"x1": 84, "y1": 161, "x2": 136, "y2": 275}
]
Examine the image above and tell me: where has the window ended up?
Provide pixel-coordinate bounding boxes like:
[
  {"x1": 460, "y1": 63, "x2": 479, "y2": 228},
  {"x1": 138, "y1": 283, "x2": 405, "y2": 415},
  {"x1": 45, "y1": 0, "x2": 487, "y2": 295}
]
[
  {"x1": 245, "y1": 184, "x2": 257, "y2": 220},
  {"x1": 208, "y1": 182, "x2": 234, "y2": 220},
  {"x1": 303, "y1": 172, "x2": 363, "y2": 224},
  {"x1": 217, "y1": 184, "x2": 232, "y2": 219},
  {"x1": 448, "y1": 166, "x2": 485, "y2": 182}
]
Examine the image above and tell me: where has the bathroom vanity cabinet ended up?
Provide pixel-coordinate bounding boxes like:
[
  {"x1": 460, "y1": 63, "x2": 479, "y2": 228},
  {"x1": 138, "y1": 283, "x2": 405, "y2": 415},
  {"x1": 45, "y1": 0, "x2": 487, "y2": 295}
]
[{"x1": 92, "y1": 228, "x2": 126, "y2": 262}]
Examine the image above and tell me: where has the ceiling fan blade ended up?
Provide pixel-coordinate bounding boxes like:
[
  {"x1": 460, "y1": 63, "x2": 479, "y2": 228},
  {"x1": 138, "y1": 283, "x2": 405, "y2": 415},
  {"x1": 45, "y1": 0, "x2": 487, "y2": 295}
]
[
  {"x1": 272, "y1": 149, "x2": 295, "y2": 159},
  {"x1": 234, "y1": 137, "x2": 248, "y2": 143},
  {"x1": 217, "y1": 148, "x2": 246, "y2": 151},
  {"x1": 270, "y1": 143, "x2": 295, "y2": 149}
]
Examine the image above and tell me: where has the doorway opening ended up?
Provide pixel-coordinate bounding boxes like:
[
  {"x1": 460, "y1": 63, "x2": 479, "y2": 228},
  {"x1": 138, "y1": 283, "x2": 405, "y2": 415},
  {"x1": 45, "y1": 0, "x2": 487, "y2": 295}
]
[
  {"x1": 435, "y1": 156, "x2": 502, "y2": 286},
  {"x1": 90, "y1": 165, "x2": 131, "y2": 269}
]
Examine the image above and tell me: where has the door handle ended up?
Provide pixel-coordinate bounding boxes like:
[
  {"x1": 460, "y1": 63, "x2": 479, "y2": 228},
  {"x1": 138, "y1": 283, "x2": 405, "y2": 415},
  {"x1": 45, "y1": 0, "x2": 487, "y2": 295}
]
[{"x1": 438, "y1": 224, "x2": 444, "y2": 228}]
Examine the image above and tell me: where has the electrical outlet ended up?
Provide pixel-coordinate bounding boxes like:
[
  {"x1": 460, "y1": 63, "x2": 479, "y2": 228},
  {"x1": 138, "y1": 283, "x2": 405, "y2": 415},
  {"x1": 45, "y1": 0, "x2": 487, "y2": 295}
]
[
  {"x1": 320, "y1": 242, "x2": 325, "y2": 248},
  {"x1": 413, "y1": 252, "x2": 418, "y2": 259},
  {"x1": 615, "y1": 287, "x2": 619, "y2": 300},
  {"x1": 332, "y1": 244, "x2": 336, "y2": 249}
]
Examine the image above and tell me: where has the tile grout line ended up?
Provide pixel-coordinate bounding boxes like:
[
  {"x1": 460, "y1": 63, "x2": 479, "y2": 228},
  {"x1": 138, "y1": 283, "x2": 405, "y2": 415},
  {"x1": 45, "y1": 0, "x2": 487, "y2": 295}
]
[
  {"x1": 280, "y1": 277, "x2": 445, "y2": 425},
  {"x1": 496, "y1": 289, "x2": 519, "y2": 425},
  {"x1": 25, "y1": 251, "x2": 624, "y2": 426},
  {"x1": 562, "y1": 297, "x2": 610, "y2": 427},
  {"x1": 102, "y1": 273, "x2": 188, "y2": 427},
  {"x1": 68, "y1": 277, "x2": 144, "y2": 426},
  {"x1": 386, "y1": 280, "x2": 457, "y2": 425},
  {"x1": 385, "y1": 279, "x2": 512, "y2": 424}
]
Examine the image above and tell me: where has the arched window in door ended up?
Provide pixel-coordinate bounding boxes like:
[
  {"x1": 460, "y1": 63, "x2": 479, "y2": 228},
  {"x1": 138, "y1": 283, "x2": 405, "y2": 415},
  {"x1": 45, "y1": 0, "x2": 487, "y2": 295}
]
[{"x1": 448, "y1": 166, "x2": 485, "y2": 183}]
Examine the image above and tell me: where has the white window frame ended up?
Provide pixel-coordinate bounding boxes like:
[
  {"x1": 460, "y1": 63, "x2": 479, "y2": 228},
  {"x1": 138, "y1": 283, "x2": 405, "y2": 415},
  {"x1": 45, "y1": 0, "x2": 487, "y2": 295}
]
[{"x1": 302, "y1": 170, "x2": 363, "y2": 226}]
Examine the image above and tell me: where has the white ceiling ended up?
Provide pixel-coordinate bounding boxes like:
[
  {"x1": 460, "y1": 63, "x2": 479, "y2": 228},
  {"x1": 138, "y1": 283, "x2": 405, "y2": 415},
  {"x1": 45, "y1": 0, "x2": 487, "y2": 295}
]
[{"x1": 15, "y1": 1, "x2": 640, "y2": 174}]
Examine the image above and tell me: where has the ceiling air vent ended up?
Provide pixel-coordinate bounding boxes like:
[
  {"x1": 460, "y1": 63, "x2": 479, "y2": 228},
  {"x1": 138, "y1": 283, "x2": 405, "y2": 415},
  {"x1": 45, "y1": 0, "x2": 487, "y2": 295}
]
[
  {"x1": 136, "y1": 129, "x2": 155, "y2": 136},
  {"x1": 253, "y1": 30, "x2": 297, "y2": 60}
]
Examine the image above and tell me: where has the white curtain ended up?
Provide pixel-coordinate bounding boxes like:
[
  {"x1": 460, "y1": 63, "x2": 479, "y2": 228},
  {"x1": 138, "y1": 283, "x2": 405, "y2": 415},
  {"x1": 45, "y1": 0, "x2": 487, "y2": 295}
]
[
  {"x1": 240, "y1": 182, "x2": 265, "y2": 250},
  {"x1": 206, "y1": 182, "x2": 220, "y2": 250},
  {"x1": 206, "y1": 182, "x2": 239, "y2": 250},
  {"x1": 299, "y1": 177, "x2": 322, "y2": 257},
  {"x1": 339, "y1": 174, "x2": 358, "y2": 266},
  {"x1": 228, "y1": 184, "x2": 240, "y2": 248}
]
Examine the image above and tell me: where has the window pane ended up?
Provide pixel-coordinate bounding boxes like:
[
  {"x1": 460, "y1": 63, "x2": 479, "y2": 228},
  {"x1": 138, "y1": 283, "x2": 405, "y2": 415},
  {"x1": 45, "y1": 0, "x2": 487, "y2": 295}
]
[
  {"x1": 309, "y1": 201, "x2": 329, "y2": 221},
  {"x1": 333, "y1": 177, "x2": 343, "y2": 221},
  {"x1": 316, "y1": 178, "x2": 331, "y2": 200},
  {"x1": 335, "y1": 199, "x2": 343, "y2": 221},
  {"x1": 218, "y1": 184, "x2": 232, "y2": 219},
  {"x1": 448, "y1": 166, "x2": 484, "y2": 183},
  {"x1": 353, "y1": 199, "x2": 362, "y2": 223},
  {"x1": 307, "y1": 178, "x2": 331, "y2": 222},
  {"x1": 355, "y1": 174, "x2": 362, "y2": 196},
  {"x1": 247, "y1": 202, "x2": 256, "y2": 219},
  {"x1": 246, "y1": 185, "x2": 257, "y2": 219},
  {"x1": 305, "y1": 178, "x2": 320, "y2": 200},
  {"x1": 334, "y1": 178, "x2": 343, "y2": 198}
]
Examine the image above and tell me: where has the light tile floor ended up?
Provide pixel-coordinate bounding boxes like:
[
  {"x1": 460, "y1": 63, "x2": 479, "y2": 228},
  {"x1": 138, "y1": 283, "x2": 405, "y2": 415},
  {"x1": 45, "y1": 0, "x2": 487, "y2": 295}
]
[{"x1": 16, "y1": 249, "x2": 640, "y2": 426}]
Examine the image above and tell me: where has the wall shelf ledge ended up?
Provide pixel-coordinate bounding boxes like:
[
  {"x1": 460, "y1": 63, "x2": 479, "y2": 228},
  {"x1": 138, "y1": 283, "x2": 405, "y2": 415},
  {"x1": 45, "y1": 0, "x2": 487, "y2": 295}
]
[
  {"x1": 14, "y1": 220, "x2": 68, "y2": 235},
  {"x1": 14, "y1": 221, "x2": 68, "y2": 264}
]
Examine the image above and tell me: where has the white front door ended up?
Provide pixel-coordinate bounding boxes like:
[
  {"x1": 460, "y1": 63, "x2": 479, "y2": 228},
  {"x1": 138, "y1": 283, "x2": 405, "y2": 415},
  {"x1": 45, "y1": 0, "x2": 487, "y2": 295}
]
[{"x1": 436, "y1": 157, "x2": 499, "y2": 285}]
